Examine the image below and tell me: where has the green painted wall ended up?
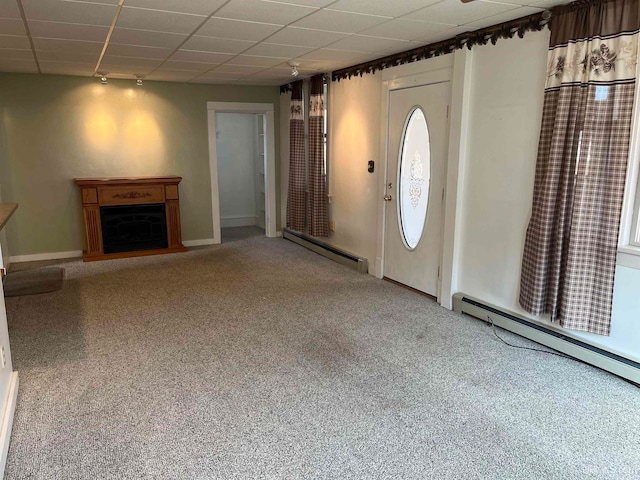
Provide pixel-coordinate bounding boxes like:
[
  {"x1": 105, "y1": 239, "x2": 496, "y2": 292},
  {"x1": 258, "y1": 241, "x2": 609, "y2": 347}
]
[{"x1": 0, "y1": 73, "x2": 280, "y2": 256}]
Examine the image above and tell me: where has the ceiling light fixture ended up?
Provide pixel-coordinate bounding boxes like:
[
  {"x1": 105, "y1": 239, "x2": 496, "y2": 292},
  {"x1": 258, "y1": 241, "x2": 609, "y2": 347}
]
[
  {"x1": 288, "y1": 61, "x2": 300, "y2": 77},
  {"x1": 98, "y1": 72, "x2": 108, "y2": 85},
  {"x1": 135, "y1": 74, "x2": 144, "y2": 86}
]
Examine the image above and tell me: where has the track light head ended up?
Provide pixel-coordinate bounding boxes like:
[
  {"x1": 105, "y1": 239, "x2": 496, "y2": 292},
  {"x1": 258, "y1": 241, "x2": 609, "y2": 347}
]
[{"x1": 288, "y1": 61, "x2": 300, "y2": 77}]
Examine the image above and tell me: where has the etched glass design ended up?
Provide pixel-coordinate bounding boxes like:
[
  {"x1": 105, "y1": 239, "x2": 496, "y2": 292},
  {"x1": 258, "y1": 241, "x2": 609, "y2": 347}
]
[{"x1": 398, "y1": 107, "x2": 430, "y2": 250}]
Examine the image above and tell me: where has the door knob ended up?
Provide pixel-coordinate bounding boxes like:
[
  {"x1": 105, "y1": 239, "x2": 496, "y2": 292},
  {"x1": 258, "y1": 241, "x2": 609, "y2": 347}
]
[{"x1": 384, "y1": 195, "x2": 392, "y2": 201}]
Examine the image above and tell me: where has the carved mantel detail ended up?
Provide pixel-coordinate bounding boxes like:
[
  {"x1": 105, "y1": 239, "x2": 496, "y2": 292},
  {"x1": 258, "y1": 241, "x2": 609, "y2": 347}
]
[
  {"x1": 74, "y1": 176, "x2": 187, "y2": 262},
  {"x1": 113, "y1": 191, "x2": 153, "y2": 200}
]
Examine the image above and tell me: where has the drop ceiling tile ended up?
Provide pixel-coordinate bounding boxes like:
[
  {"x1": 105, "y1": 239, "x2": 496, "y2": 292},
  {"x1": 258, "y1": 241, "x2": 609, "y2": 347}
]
[
  {"x1": 33, "y1": 38, "x2": 103, "y2": 53},
  {"x1": 0, "y1": 48, "x2": 34, "y2": 60},
  {"x1": 377, "y1": 42, "x2": 422, "y2": 55},
  {"x1": 117, "y1": 7, "x2": 207, "y2": 34},
  {"x1": 287, "y1": 58, "x2": 332, "y2": 69},
  {"x1": 21, "y1": 0, "x2": 117, "y2": 26},
  {"x1": 122, "y1": 0, "x2": 227, "y2": 15},
  {"x1": 0, "y1": 0, "x2": 21, "y2": 18},
  {"x1": 70, "y1": 0, "x2": 120, "y2": 4},
  {"x1": 100, "y1": 55, "x2": 163, "y2": 68},
  {"x1": 181, "y1": 36, "x2": 255, "y2": 54},
  {"x1": 329, "y1": 0, "x2": 441, "y2": 17},
  {"x1": 0, "y1": 35, "x2": 30, "y2": 49},
  {"x1": 276, "y1": 0, "x2": 335, "y2": 6},
  {"x1": 195, "y1": 17, "x2": 282, "y2": 42},
  {"x1": 195, "y1": 71, "x2": 244, "y2": 81},
  {"x1": 170, "y1": 50, "x2": 234, "y2": 63},
  {"x1": 234, "y1": 79, "x2": 284, "y2": 85},
  {"x1": 408, "y1": 0, "x2": 519, "y2": 26},
  {"x1": 0, "y1": 18, "x2": 26, "y2": 36},
  {"x1": 416, "y1": 25, "x2": 473, "y2": 43},
  {"x1": 292, "y1": 9, "x2": 390, "y2": 33},
  {"x1": 162, "y1": 60, "x2": 216, "y2": 72},
  {"x1": 242, "y1": 42, "x2": 314, "y2": 58},
  {"x1": 491, "y1": 0, "x2": 534, "y2": 5},
  {"x1": 37, "y1": 50, "x2": 99, "y2": 63},
  {"x1": 530, "y1": 0, "x2": 572, "y2": 8},
  {"x1": 214, "y1": 0, "x2": 317, "y2": 25},
  {"x1": 255, "y1": 67, "x2": 295, "y2": 76},
  {"x1": 39, "y1": 61, "x2": 94, "y2": 75},
  {"x1": 466, "y1": 6, "x2": 543, "y2": 28},
  {"x1": 327, "y1": 35, "x2": 411, "y2": 53},
  {"x1": 298, "y1": 48, "x2": 367, "y2": 62},
  {"x1": 98, "y1": 64, "x2": 156, "y2": 75},
  {"x1": 0, "y1": 58, "x2": 38, "y2": 73},
  {"x1": 211, "y1": 64, "x2": 265, "y2": 74},
  {"x1": 110, "y1": 28, "x2": 188, "y2": 49},
  {"x1": 225, "y1": 54, "x2": 289, "y2": 67},
  {"x1": 359, "y1": 18, "x2": 453, "y2": 41},
  {"x1": 106, "y1": 43, "x2": 172, "y2": 60},
  {"x1": 265, "y1": 26, "x2": 348, "y2": 47},
  {"x1": 28, "y1": 20, "x2": 110, "y2": 42}
]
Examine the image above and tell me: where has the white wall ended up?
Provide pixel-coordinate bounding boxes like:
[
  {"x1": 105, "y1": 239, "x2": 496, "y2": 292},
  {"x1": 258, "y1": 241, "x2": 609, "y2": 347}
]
[
  {"x1": 216, "y1": 112, "x2": 258, "y2": 227},
  {"x1": 279, "y1": 29, "x2": 640, "y2": 362},
  {"x1": 327, "y1": 73, "x2": 383, "y2": 268},
  {"x1": 280, "y1": 75, "x2": 382, "y2": 268},
  {"x1": 457, "y1": 30, "x2": 640, "y2": 362}
]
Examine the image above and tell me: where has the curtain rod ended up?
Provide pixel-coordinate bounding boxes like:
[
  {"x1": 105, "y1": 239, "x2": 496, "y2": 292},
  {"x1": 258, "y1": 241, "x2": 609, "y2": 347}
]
[
  {"x1": 278, "y1": 8, "x2": 558, "y2": 92},
  {"x1": 331, "y1": 10, "x2": 553, "y2": 82}
]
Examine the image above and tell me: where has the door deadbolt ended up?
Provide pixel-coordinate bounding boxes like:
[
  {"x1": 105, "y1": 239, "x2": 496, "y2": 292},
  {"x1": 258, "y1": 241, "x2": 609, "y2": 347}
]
[{"x1": 384, "y1": 195, "x2": 392, "y2": 201}]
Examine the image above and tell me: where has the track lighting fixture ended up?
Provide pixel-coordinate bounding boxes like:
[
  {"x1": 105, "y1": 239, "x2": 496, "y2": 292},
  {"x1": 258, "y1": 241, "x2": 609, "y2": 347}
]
[
  {"x1": 98, "y1": 72, "x2": 108, "y2": 85},
  {"x1": 288, "y1": 61, "x2": 300, "y2": 77},
  {"x1": 135, "y1": 74, "x2": 144, "y2": 86}
]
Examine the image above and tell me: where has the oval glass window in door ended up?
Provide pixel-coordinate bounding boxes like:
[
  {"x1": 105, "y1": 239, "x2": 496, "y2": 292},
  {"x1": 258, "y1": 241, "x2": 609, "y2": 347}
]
[{"x1": 398, "y1": 107, "x2": 431, "y2": 250}]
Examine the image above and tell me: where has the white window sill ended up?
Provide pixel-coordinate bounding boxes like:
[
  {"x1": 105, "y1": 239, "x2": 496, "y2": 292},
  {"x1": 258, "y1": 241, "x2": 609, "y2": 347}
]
[{"x1": 617, "y1": 245, "x2": 640, "y2": 269}]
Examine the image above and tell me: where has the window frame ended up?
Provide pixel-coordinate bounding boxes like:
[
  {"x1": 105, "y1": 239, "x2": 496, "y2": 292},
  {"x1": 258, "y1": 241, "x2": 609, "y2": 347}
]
[{"x1": 618, "y1": 68, "x2": 640, "y2": 258}]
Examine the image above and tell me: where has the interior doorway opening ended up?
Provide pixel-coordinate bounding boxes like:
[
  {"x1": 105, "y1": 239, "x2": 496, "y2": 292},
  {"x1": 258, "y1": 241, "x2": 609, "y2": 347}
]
[
  {"x1": 207, "y1": 102, "x2": 277, "y2": 244},
  {"x1": 215, "y1": 112, "x2": 267, "y2": 241}
]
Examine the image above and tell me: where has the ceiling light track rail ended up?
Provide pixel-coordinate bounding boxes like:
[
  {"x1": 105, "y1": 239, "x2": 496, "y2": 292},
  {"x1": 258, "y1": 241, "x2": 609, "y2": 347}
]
[
  {"x1": 93, "y1": 0, "x2": 125, "y2": 77},
  {"x1": 16, "y1": 0, "x2": 40, "y2": 74}
]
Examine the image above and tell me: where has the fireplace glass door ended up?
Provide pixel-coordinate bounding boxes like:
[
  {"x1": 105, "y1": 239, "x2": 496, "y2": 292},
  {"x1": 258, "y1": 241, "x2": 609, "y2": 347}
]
[{"x1": 100, "y1": 203, "x2": 168, "y2": 254}]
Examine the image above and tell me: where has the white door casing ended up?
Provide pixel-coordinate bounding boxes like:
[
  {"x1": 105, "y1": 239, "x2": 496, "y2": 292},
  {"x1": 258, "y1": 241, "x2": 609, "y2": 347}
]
[
  {"x1": 207, "y1": 102, "x2": 277, "y2": 243},
  {"x1": 383, "y1": 81, "x2": 451, "y2": 298}
]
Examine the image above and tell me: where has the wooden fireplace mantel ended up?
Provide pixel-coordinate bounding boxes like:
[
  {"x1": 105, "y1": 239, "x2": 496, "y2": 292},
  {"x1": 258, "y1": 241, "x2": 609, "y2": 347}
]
[{"x1": 75, "y1": 175, "x2": 187, "y2": 262}]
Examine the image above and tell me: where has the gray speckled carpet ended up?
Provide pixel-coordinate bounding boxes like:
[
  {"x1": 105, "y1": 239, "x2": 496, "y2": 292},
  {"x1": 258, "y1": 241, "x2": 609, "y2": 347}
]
[{"x1": 4, "y1": 227, "x2": 640, "y2": 479}]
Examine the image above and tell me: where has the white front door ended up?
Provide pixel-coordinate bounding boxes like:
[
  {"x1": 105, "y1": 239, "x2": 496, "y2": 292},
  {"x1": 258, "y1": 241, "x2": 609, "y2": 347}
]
[{"x1": 383, "y1": 81, "x2": 450, "y2": 298}]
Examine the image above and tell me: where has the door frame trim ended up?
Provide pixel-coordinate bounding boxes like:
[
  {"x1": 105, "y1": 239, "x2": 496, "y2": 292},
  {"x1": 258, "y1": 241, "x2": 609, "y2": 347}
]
[
  {"x1": 206, "y1": 102, "x2": 277, "y2": 243},
  {"x1": 375, "y1": 50, "x2": 472, "y2": 308}
]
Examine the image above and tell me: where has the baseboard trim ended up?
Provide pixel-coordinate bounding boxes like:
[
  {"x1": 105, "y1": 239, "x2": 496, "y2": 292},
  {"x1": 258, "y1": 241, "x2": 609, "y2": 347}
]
[
  {"x1": 0, "y1": 372, "x2": 18, "y2": 477},
  {"x1": 220, "y1": 216, "x2": 258, "y2": 228},
  {"x1": 9, "y1": 239, "x2": 220, "y2": 262},
  {"x1": 183, "y1": 238, "x2": 216, "y2": 247},
  {"x1": 10, "y1": 250, "x2": 82, "y2": 263}
]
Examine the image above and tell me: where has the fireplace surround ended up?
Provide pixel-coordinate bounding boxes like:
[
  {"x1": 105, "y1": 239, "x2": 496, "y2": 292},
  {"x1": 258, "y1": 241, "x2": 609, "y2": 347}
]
[{"x1": 75, "y1": 176, "x2": 187, "y2": 261}]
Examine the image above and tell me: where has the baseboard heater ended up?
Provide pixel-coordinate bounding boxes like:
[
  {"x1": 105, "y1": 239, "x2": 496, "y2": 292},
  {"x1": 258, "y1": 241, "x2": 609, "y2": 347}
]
[
  {"x1": 452, "y1": 293, "x2": 640, "y2": 385},
  {"x1": 283, "y1": 228, "x2": 368, "y2": 274}
]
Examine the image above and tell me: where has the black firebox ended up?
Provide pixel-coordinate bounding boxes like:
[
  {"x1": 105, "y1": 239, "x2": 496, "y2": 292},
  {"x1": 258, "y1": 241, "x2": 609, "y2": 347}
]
[{"x1": 100, "y1": 203, "x2": 168, "y2": 254}]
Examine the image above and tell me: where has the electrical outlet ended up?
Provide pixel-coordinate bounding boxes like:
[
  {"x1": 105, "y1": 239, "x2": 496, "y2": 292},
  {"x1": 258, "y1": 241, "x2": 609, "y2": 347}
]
[
  {"x1": 1, "y1": 346, "x2": 5, "y2": 368},
  {"x1": 330, "y1": 221, "x2": 336, "y2": 232}
]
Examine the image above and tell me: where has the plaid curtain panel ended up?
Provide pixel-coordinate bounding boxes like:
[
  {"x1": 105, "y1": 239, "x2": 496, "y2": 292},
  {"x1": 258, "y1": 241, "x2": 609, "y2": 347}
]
[
  {"x1": 308, "y1": 75, "x2": 329, "y2": 237},
  {"x1": 519, "y1": 0, "x2": 640, "y2": 335},
  {"x1": 286, "y1": 81, "x2": 306, "y2": 232}
]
